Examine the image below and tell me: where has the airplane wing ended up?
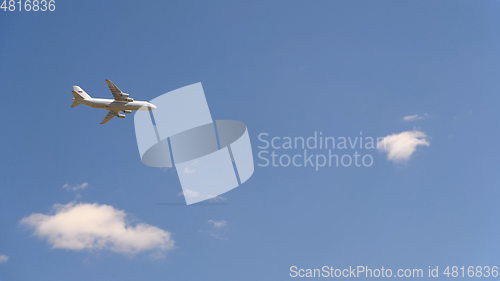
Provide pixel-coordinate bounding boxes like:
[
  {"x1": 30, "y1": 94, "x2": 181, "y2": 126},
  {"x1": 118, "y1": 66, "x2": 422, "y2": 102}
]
[
  {"x1": 105, "y1": 80, "x2": 132, "y2": 101},
  {"x1": 100, "y1": 111, "x2": 117, "y2": 124}
]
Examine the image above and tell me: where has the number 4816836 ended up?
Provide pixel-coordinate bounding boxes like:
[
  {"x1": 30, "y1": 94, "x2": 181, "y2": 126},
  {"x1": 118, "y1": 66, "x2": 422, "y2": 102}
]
[{"x1": 1, "y1": 0, "x2": 56, "y2": 12}]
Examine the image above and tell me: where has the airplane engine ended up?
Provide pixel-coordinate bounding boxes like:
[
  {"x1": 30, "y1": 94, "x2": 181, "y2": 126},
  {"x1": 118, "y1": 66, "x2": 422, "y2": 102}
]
[
  {"x1": 123, "y1": 110, "x2": 132, "y2": 114},
  {"x1": 126, "y1": 98, "x2": 134, "y2": 102},
  {"x1": 118, "y1": 113, "x2": 126, "y2": 118}
]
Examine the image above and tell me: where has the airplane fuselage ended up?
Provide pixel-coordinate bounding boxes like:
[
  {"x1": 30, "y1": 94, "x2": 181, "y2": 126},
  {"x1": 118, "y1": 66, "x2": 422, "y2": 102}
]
[
  {"x1": 81, "y1": 98, "x2": 156, "y2": 112},
  {"x1": 71, "y1": 81, "x2": 157, "y2": 124}
]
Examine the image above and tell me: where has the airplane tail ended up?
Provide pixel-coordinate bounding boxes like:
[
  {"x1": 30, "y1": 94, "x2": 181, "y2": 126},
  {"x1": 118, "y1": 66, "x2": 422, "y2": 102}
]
[
  {"x1": 70, "y1": 100, "x2": 80, "y2": 108},
  {"x1": 71, "y1": 86, "x2": 91, "y2": 108}
]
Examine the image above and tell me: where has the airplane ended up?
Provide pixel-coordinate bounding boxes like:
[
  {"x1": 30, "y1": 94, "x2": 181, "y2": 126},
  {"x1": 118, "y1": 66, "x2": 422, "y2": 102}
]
[{"x1": 71, "y1": 80, "x2": 157, "y2": 124}]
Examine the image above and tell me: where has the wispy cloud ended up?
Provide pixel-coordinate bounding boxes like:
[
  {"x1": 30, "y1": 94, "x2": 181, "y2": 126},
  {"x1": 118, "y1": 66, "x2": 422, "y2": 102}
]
[
  {"x1": 182, "y1": 167, "x2": 196, "y2": 174},
  {"x1": 63, "y1": 182, "x2": 89, "y2": 191},
  {"x1": 0, "y1": 255, "x2": 8, "y2": 263},
  {"x1": 377, "y1": 130, "x2": 430, "y2": 163},
  {"x1": 21, "y1": 202, "x2": 174, "y2": 255},
  {"x1": 203, "y1": 219, "x2": 228, "y2": 240},
  {"x1": 402, "y1": 113, "x2": 428, "y2": 122},
  {"x1": 177, "y1": 189, "x2": 227, "y2": 204},
  {"x1": 207, "y1": 195, "x2": 227, "y2": 203},
  {"x1": 208, "y1": 219, "x2": 227, "y2": 228},
  {"x1": 177, "y1": 188, "x2": 201, "y2": 199}
]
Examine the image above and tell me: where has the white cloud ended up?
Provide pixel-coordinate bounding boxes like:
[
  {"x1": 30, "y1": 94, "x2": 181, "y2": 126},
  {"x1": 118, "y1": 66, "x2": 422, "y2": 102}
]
[
  {"x1": 0, "y1": 255, "x2": 8, "y2": 263},
  {"x1": 208, "y1": 219, "x2": 227, "y2": 228},
  {"x1": 21, "y1": 202, "x2": 174, "y2": 255},
  {"x1": 178, "y1": 188, "x2": 201, "y2": 199},
  {"x1": 177, "y1": 189, "x2": 227, "y2": 204},
  {"x1": 182, "y1": 167, "x2": 196, "y2": 174},
  {"x1": 204, "y1": 220, "x2": 228, "y2": 240},
  {"x1": 377, "y1": 130, "x2": 430, "y2": 163},
  {"x1": 402, "y1": 113, "x2": 428, "y2": 122},
  {"x1": 208, "y1": 195, "x2": 227, "y2": 203},
  {"x1": 63, "y1": 182, "x2": 89, "y2": 191}
]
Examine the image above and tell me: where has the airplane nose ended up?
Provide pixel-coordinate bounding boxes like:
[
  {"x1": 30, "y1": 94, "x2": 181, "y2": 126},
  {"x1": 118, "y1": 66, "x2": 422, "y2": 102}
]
[{"x1": 150, "y1": 103, "x2": 157, "y2": 109}]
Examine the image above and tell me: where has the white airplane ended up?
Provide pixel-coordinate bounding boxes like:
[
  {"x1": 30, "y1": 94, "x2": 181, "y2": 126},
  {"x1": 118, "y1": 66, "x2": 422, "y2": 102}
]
[{"x1": 71, "y1": 80, "x2": 157, "y2": 124}]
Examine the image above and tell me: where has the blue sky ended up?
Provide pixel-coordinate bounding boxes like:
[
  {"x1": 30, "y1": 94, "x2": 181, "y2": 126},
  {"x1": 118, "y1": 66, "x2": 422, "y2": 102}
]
[{"x1": 1, "y1": 0, "x2": 500, "y2": 280}]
